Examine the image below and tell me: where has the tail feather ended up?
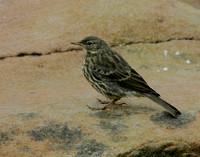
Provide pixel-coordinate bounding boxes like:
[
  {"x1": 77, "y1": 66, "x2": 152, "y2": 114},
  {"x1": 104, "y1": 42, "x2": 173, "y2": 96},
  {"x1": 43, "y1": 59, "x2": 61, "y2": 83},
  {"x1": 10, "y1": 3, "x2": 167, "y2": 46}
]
[{"x1": 145, "y1": 94, "x2": 181, "y2": 118}]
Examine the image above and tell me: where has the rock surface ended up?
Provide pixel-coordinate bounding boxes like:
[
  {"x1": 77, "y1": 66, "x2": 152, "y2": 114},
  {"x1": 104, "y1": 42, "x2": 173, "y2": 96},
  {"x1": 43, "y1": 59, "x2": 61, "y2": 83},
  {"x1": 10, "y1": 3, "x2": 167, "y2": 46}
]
[
  {"x1": 0, "y1": 0, "x2": 200, "y2": 157},
  {"x1": 0, "y1": 0, "x2": 200, "y2": 58}
]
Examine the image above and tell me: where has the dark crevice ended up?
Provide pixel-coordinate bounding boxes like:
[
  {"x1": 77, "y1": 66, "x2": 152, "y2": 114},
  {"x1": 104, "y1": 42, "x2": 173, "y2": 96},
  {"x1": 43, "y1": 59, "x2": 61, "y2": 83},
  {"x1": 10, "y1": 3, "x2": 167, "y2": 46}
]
[
  {"x1": 0, "y1": 38, "x2": 199, "y2": 60},
  {"x1": 112, "y1": 37, "x2": 199, "y2": 47},
  {"x1": 0, "y1": 48, "x2": 82, "y2": 60},
  {"x1": 17, "y1": 52, "x2": 42, "y2": 57}
]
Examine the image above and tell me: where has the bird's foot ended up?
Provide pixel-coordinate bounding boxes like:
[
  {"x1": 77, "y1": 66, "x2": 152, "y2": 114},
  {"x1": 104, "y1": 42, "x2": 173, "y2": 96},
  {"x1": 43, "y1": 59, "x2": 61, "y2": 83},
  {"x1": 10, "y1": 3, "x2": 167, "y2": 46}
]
[
  {"x1": 87, "y1": 99, "x2": 128, "y2": 111},
  {"x1": 113, "y1": 102, "x2": 128, "y2": 106},
  {"x1": 87, "y1": 100, "x2": 116, "y2": 111},
  {"x1": 97, "y1": 99, "x2": 110, "y2": 104},
  {"x1": 97, "y1": 99, "x2": 127, "y2": 106},
  {"x1": 87, "y1": 104, "x2": 113, "y2": 112}
]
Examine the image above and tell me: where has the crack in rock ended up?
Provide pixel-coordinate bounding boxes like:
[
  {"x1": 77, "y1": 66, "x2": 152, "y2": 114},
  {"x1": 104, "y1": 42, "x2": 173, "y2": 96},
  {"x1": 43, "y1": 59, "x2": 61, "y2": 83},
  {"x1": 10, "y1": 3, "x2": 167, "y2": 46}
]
[
  {"x1": 0, "y1": 48, "x2": 82, "y2": 60},
  {"x1": 111, "y1": 37, "x2": 200, "y2": 47},
  {"x1": 0, "y1": 38, "x2": 199, "y2": 60}
]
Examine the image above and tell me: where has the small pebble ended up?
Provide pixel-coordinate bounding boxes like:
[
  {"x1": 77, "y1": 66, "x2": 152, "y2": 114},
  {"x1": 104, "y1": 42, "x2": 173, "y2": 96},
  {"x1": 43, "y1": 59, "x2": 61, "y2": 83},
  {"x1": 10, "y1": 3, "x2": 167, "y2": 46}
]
[
  {"x1": 163, "y1": 67, "x2": 168, "y2": 71},
  {"x1": 186, "y1": 60, "x2": 191, "y2": 64},
  {"x1": 163, "y1": 50, "x2": 168, "y2": 57},
  {"x1": 175, "y1": 51, "x2": 180, "y2": 55}
]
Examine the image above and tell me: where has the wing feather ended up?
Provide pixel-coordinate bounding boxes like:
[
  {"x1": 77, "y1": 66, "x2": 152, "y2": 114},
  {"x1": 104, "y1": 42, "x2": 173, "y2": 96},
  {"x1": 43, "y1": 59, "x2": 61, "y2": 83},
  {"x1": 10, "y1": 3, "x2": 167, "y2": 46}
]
[{"x1": 91, "y1": 51, "x2": 159, "y2": 96}]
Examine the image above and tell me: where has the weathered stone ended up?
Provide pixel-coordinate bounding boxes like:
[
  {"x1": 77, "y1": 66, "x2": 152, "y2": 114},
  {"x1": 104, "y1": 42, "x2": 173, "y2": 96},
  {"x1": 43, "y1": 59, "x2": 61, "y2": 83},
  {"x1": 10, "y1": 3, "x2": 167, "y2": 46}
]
[
  {"x1": 117, "y1": 142, "x2": 200, "y2": 157},
  {"x1": 0, "y1": 0, "x2": 200, "y2": 156},
  {"x1": 0, "y1": 0, "x2": 200, "y2": 58},
  {"x1": 0, "y1": 40, "x2": 200, "y2": 156}
]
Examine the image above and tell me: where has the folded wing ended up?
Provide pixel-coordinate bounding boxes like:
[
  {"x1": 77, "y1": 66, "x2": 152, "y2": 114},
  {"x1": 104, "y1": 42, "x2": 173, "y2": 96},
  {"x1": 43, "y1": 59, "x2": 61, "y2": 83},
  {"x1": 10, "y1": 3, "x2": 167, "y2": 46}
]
[{"x1": 91, "y1": 52, "x2": 160, "y2": 96}]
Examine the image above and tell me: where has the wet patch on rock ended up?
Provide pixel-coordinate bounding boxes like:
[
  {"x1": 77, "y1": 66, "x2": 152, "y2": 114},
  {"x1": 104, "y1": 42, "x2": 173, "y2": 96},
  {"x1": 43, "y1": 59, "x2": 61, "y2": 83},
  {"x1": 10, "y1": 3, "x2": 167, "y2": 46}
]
[
  {"x1": 0, "y1": 126, "x2": 21, "y2": 145},
  {"x1": 76, "y1": 139, "x2": 107, "y2": 157},
  {"x1": 18, "y1": 112, "x2": 38, "y2": 120},
  {"x1": 90, "y1": 105, "x2": 155, "y2": 120},
  {"x1": 28, "y1": 121, "x2": 83, "y2": 150},
  {"x1": 0, "y1": 132, "x2": 10, "y2": 144},
  {"x1": 98, "y1": 120, "x2": 128, "y2": 133},
  {"x1": 97, "y1": 120, "x2": 129, "y2": 142},
  {"x1": 150, "y1": 112, "x2": 196, "y2": 129},
  {"x1": 28, "y1": 121, "x2": 108, "y2": 155},
  {"x1": 21, "y1": 146, "x2": 30, "y2": 152}
]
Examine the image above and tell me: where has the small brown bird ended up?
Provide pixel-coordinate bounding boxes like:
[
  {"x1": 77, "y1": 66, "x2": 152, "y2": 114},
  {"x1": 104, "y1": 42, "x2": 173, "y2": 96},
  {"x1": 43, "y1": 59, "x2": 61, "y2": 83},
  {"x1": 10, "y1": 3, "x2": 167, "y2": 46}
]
[{"x1": 71, "y1": 36, "x2": 181, "y2": 117}]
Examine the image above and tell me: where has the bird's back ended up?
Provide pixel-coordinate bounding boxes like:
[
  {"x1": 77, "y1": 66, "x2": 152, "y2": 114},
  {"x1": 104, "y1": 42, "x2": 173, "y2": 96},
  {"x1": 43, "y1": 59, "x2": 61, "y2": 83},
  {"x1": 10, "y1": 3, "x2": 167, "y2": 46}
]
[{"x1": 82, "y1": 49, "x2": 159, "y2": 99}]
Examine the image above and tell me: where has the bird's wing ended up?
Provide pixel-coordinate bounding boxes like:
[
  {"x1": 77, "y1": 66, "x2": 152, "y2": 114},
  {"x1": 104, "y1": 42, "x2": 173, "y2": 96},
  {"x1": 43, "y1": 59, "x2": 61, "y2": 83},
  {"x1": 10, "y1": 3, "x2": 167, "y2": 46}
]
[
  {"x1": 92, "y1": 64, "x2": 131, "y2": 81},
  {"x1": 91, "y1": 53, "x2": 159, "y2": 96},
  {"x1": 118, "y1": 69, "x2": 160, "y2": 96},
  {"x1": 91, "y1": 52, "x2": 132, "y2": 81}
]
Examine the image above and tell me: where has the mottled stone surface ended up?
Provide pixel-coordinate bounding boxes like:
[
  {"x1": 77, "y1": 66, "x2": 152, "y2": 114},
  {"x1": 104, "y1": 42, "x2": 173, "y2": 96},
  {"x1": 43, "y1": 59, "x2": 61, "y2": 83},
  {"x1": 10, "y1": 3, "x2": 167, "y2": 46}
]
[
  {"x1": 0, "y1": 0, "x2": 200, "y2": 157},
  {"x1": 0, "y1": 41, "x2": 200, "y2": 156},
  {"x1": 0, "y1": 0, "x2": 200, "y2": 58}
]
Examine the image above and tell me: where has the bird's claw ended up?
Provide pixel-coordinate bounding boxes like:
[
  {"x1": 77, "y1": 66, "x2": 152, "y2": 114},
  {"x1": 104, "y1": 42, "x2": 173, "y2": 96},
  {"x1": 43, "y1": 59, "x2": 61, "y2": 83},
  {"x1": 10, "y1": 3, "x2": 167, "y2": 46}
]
[
  {"x1": 115, "y1": 102, "x2": 128, "y2": 106},
  {"x1": 97, "y1": 99, "x2": 127, "y2": 106},
  {"x1": 97, "y1": 99, "x2": 110, "y2": 104},
  {"x1": 87, "y1": 105, "x2": 113, "y2": 112},
  {"x1": 87, "y1": 99, "x2": 127, "y2": 112}
]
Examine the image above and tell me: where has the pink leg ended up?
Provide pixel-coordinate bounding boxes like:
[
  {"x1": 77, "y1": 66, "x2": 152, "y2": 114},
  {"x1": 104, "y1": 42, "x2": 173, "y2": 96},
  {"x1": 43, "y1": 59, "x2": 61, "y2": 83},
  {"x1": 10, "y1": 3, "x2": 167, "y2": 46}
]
[
  {"x1": 97, "y1": 99, "x2": 127, "y2": 105},
  {"x1": 97, "y1": 99, "x2": 110, "y2": 104},
  {"x1": 87, "y1": 100, "x2": 116, "y2": 111},
  {"x1": 87, "y1": 99, "x2": 127, "y2": 111}
]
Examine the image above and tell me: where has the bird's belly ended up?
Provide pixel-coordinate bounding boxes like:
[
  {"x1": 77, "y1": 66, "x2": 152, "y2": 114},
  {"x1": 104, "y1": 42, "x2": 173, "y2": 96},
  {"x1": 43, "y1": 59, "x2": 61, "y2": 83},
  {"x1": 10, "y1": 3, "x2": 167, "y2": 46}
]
[{"x1": 82, "y1": 65, "x2": 124, "y2": 100}]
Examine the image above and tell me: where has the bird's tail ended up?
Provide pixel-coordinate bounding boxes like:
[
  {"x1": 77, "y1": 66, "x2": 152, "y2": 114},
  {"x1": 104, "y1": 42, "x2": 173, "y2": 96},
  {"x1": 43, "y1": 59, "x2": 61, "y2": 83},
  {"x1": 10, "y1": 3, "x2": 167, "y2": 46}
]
[{"x1": 145, "y1": 94, "x2": 181, "y2": 118}]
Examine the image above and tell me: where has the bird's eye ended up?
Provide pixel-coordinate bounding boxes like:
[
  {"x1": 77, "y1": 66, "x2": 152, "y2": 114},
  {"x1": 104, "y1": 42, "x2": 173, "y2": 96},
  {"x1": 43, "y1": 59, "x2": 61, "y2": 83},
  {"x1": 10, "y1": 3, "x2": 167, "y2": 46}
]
[{"x1": 87, "y1": 41, "x2": 92, "y2": 45}]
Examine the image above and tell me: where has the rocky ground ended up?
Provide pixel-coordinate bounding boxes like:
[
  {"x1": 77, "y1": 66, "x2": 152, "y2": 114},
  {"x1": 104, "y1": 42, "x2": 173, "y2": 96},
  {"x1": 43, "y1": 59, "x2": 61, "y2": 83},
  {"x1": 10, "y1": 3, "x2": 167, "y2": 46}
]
[{"x1": 0, "y1": 0, "x2": 200, "y2": 157}]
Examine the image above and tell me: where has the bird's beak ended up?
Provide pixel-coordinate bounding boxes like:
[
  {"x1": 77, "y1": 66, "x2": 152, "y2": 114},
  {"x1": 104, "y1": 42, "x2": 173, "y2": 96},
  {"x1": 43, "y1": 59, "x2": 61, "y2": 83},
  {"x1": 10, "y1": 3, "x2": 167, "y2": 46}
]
[{"x1": 71, "y1": 41, "x2": 82, "y2": 46}]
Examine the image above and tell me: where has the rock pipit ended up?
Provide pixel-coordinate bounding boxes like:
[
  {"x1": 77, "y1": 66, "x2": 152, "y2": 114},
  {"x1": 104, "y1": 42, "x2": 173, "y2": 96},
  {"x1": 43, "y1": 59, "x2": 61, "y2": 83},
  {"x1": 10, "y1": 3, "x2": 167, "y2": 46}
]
[{"x1": 71, "y1": 36, "x2": 181, "y2": 117}]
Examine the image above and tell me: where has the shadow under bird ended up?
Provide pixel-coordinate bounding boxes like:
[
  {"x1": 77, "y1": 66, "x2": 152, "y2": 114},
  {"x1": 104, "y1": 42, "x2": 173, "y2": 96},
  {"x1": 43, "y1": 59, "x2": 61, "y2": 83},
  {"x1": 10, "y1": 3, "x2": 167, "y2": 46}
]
[{"x1": 71, "y1": 36, "x2": 181, "y2": 118}]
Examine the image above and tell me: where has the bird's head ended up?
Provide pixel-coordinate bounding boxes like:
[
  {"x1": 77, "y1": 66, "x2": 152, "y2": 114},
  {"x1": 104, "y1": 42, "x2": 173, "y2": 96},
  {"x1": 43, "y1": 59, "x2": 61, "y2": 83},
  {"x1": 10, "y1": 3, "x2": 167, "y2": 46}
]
[{"x1": 71, "y1": 36, "x2": 108, "y2": 54}]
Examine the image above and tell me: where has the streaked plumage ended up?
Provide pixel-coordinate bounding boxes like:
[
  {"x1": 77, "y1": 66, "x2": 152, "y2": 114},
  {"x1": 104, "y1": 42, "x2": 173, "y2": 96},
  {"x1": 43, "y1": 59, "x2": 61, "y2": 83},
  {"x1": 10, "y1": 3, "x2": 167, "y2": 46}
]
[{"x1": 71, "y1": 36, "x2": 181, "y2": 117}]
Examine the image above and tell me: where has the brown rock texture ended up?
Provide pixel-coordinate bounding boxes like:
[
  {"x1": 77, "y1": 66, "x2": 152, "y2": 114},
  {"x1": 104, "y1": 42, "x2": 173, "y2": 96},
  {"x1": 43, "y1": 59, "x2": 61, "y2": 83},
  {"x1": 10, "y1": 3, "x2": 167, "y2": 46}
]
[
  {"x1": 0, "y1": 0, "x2": 200, "y2": 58},
  {"x1": 0, "y1": 0, "x2": 200, "y2": 157}
]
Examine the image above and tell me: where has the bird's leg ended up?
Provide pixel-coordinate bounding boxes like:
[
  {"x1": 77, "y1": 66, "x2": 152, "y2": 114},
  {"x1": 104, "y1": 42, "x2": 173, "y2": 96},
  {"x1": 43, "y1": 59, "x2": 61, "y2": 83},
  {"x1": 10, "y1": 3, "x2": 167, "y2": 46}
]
[
  {"x1": 87, "y1": 100, "x2": 117, "y2": 111},
  {"x1": 87, "y1": 99, "x2": 127, "y2": 111},
  {"x1": 114, "y1": 102, "x2": 127, "y2": 106},
  {"x1": 97, "y1": 99, "x2": 110, "y2": 104},
  {"x1": 97, "y1": 99, "x2": 127, "y2": 105}
]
